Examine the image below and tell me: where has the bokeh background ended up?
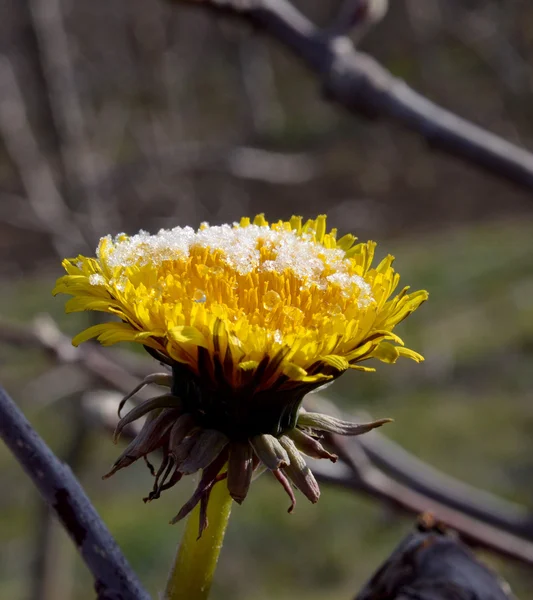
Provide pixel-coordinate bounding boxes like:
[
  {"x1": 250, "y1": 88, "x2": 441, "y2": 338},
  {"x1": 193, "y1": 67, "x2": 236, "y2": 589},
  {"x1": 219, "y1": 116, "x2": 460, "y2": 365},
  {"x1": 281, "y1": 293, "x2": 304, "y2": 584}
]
[{"x1": 1, "y1": 0, "x2": 533, "y2": 598}]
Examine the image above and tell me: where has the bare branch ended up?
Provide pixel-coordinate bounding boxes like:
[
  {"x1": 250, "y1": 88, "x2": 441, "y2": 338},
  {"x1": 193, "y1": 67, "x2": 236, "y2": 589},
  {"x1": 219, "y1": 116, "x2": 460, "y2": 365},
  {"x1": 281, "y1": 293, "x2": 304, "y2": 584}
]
[
  {"x1": 29, "y1": 0, "x2": 120, "y2": 237},
  {"x1": 0, "y1": 315, "x2": 144, "y2": 393},
  {"x1": 313, "y1": 437, "x2": 533, "y2": 568},
  {"x1": 176, "y1": 0, "x2": 533, "y2": 191},
  {"x1": 357, "y1": 428, "x2": 533, "y2": 541},
  {"x1": 0, "y1": 57, "x2": 83, "y2": 256},
  {"x1": 0, "y1": 384, "x2": 150, "y2": 600}
]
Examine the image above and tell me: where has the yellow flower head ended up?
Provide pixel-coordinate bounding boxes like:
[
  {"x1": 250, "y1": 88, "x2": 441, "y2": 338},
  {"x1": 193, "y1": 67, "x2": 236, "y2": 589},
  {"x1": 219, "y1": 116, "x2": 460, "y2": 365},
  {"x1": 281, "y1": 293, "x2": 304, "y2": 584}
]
[{"x1": 54, "y1": 215, "x2": 427, "y2": 528}]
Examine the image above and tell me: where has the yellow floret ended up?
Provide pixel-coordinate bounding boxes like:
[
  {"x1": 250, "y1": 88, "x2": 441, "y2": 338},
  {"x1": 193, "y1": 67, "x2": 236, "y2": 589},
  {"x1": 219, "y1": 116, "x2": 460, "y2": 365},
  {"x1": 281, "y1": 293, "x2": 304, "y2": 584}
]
[{"x1": 53, "y1": 215, "x2": 428, "y2": 391}]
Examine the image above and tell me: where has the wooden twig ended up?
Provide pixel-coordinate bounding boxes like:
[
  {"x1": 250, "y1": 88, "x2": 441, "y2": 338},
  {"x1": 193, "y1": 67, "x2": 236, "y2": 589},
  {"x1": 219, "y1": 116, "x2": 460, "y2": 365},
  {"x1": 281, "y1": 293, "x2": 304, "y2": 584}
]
[
  {"x1": 0, "y1": 384, "x2": 150, "y2": 600},
  {"x1": 175, "y1": 0, "x2": 533, "y2": 191}
]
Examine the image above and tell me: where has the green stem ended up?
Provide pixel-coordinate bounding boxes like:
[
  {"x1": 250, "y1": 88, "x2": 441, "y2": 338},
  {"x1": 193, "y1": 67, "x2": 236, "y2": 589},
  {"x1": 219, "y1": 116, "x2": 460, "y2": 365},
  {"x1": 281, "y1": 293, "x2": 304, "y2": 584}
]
[{"x1": 164, "y1": 481, "x2": 233, "y2": 600}]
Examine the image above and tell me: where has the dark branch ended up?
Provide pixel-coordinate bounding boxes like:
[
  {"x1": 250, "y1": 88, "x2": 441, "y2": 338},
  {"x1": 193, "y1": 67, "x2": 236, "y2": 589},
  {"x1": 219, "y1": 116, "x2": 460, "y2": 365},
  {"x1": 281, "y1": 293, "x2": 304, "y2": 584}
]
[
  {"x1": 357, "y1": 428, "x2": 533, "y2": 541},
  {"x1": 178, "y1": 0, "x2": 533, "y2": 192},
  {"x1": 356, "y1": 516, "x2": 514, "y2": 599},
  {"x1": 0, "y1": 385, "x2": 151, "y2": 600}
]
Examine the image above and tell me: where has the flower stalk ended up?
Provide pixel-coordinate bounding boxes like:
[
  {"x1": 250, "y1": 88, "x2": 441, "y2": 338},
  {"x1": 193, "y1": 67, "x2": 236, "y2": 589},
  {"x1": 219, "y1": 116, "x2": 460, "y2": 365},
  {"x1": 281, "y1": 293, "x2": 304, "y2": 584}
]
[{"x1": 164, "y1": 478, "x2": 233, "y2": 600}]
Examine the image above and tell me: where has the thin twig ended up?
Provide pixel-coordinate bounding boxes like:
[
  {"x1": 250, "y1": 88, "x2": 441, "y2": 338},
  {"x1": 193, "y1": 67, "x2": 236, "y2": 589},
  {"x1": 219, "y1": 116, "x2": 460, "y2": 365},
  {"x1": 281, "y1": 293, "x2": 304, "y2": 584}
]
[
  {"x1": 29, "y1": 0, "x2": 118, "y2": 238},
  {"x1": 176, "y1": 0, "x2": 533, "y2": 191},
  {"x1": 357, "y1": 429, "x2": 533, "y2": 540},
  {"x1": 0, "y1": 315, "x2": 143, "y2": 393},
  {"x1": 0, "y1": 57, "x2": 82, "y2": 256},
  {"x1": 0, "y1": 384, "x2": 151, "y2": 600}
]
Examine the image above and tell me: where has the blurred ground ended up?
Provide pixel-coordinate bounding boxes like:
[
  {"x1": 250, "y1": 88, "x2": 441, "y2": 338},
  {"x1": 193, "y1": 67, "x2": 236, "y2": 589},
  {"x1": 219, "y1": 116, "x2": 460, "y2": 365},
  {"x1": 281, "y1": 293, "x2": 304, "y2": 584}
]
[{"x1": 1, "y1": 0, "x2": 533, "y2": 599}]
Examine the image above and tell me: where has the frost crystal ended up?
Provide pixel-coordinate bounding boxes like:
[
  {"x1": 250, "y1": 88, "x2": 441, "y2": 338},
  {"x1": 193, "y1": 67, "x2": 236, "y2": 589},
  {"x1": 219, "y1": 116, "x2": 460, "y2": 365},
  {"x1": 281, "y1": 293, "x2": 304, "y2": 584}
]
[
  {"x1": 99, "y1": 224, "x2": 374, "y2": 306},
  {"x1": 89, "y1": 274, "x2": 105, "y2": 286}
]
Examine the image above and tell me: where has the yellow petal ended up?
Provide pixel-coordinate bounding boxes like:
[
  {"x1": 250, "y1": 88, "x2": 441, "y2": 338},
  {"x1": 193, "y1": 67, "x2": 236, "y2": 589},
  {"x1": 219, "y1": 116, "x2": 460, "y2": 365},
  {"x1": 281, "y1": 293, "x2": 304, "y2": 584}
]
[
  {"x1": 319, "y1": 355, "x2": 350, "y2": 372},
  {"x1": 371, "y1": 341, "x2": 400, "y2": 364},
  {"x1": 336, "y1": 233, "x2": 356, "y2": 251},
  {"x1": 73, "y1": 322, "x2": 138, "y2": 346},
  {"x1": 168, "y1": 326, "x2": 208, "y2": 348},
  {"x1": 238, "y1": 360, "x2": 259, "y2": 371}
]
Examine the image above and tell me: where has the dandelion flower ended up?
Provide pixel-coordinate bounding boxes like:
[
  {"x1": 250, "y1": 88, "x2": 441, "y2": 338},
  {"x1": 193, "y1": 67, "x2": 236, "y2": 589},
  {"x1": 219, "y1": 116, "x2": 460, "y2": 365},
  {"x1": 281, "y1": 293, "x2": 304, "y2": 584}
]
[{"x1": 54, "y1": 214, "x2": 427, "y2": 531}]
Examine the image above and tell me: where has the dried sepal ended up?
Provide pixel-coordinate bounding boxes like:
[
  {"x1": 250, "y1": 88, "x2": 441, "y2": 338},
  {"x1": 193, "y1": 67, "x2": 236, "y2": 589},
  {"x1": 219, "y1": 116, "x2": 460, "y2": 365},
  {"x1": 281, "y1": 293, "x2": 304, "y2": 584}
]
[
  {"x1": 286, "y1": 427, "x2": 337, "y2": 462},
  {"x1": 198, "y1": 490, "x2": 210, "y2": 540},
  {"x1": 272, "y1": 468, "x2": 296, "y2": 513},
  {"x1": 227, "y1": 441, "x2": 254, "y2": 504},
  {"x1": 279, "y1": 436, "x2": 320, "y2": 504},
  {"x1": 250, "y1": 434, "x2": 289, "y2": 470},
  {"x1": 297, "y1": 412, "x2": 392, "y2": 436},
  {"x1": 144, "y1": 454, "x2": 174, "y2": 503},
  {"x1": 168, "y1": 413, "x2": 196, "y2": 452},
  {"x1": 103, "y1": 408, "x2": 180, "y2": 478},
  {"x1": 169, "y1": 450, "x2": 228, "y2": 525},
  {"x1": 118, "y1": 373, "x2": 173, "y2": 416},
  {"x1": 178, "y1": 429, "x2": 229, "y2": 475},
  {"x1": 113, "y1": 393, "x2": 182, "y2": 443},
  {"x1": 171, "y1": 432, "x2": 200, "y2": 465},
  {"x1": 147, "y1": 464, "x2": 184, "y2": 502}
]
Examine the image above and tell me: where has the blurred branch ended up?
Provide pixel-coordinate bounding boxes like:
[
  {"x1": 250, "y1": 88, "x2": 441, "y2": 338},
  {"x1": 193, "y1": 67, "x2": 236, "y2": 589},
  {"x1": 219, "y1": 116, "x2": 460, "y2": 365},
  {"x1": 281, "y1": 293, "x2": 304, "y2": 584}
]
[
  {"x1": 0, "y1": 315, "x2": 144, "y2": 393},
  {"x1": 83, "y1": 380, "x2": 533, "y2": 569},
  {"x1": 313, "y1": 436, "x2": 533, "y2": 567},
  {"x1": 86, "y1": 388, "x2": 533, "y2": 568},
  {"x1": 96, "y1": 141, "x2": 319, "y2": 187},
  {"x1": 442, "y1": 1, "x2": 533, "y2": 97},
  {"x1": 0, "y1": 384, "x2": 150, "y2": 600},
  {"x1": 29, "y1": 0, "x2": 118, "y2": 237},
  {"x1": 174, "y1": 0, "x2": 533, "y2": 192},
  {"x1": 0, "y1": 57, "x2": 82, "y2": 256},
  {"x1": 31, "y1": 505, "x2": 74, "y2": 600},
  {"x1": 328, "y1": 0, "x2": 389, "y2": 40},
  {"x1": 357, "y1": 427, "x2": 533, "y2": 540},
  {"x1": 231, "y1": 29, "x2": 285, "y2": 135}
]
